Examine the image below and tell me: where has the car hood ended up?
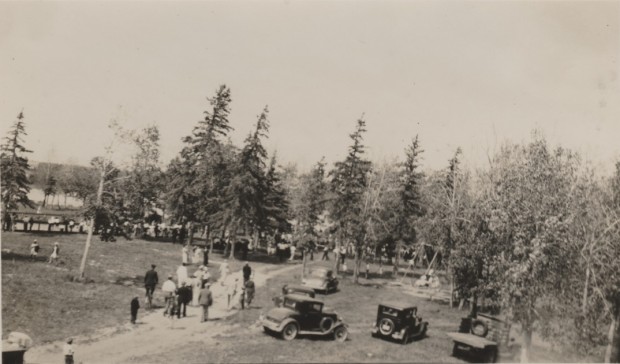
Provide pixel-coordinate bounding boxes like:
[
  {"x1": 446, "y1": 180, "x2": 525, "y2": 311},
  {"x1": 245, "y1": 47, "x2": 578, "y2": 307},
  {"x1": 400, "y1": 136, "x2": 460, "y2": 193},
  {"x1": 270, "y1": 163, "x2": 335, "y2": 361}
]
[
  {"x1": 303, "y1": 278, "x2": 327, "y2": 287},
  {"x1": 266, "y1": 307, "x2": 296, "y2": 321}
]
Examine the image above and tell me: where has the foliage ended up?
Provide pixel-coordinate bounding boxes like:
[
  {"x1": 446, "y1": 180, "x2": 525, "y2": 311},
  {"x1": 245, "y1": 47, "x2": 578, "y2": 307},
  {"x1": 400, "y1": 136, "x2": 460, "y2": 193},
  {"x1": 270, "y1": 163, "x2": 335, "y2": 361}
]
[{"x1": 1, "y1": 111, "x2": 35, "y2": 211}]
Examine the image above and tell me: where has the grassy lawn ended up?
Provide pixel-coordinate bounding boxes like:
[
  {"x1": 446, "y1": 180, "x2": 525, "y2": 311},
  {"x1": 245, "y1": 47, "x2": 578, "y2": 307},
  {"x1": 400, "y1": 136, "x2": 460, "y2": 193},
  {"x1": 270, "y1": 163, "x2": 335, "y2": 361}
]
[{"x1": 1, "y1": 231, "x2": 223, "y2": 344}]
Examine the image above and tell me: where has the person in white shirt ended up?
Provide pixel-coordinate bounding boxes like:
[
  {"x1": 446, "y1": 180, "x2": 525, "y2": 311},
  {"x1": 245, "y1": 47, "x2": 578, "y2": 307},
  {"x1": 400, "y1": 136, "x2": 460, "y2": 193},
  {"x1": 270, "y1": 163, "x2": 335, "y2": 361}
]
[
  {"x1": 63, "y1": 338, "x2": 75, "y2": 364},
  {"x1": 227, "y1": 277, "x2": 239, "y2": 310},
  {"x1": 161, "y1": 275, "x2": 177, "y2": 316},
  {"x1": 176, "y1": 265, "x2": 188, "y2": 286}
]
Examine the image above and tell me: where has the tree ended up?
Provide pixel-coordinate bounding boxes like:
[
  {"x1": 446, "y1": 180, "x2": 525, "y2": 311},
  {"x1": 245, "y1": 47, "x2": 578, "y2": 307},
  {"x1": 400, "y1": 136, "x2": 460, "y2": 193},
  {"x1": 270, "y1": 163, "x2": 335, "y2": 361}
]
[
  {"x1": 329, "y1": 116, "x2": 372, "y2": 282},
  {"x1": 263, "y1": 153, "x2": 291, "y2": 235},
  {"x1": 485, "y1": 137, "x2": 579, "y2": 362},
  {"x1": 166, "y1": 85, "x2": 234, "y2": 245},
  {"x1": 393, "y1": 136, "x2": 425, "y2": 273},
  {"x1": 1, "y1": 111, "x2": 35, "y2": 212},
  {"x1": 219, "y1": 106, "x2": 270, "y2": 258}
]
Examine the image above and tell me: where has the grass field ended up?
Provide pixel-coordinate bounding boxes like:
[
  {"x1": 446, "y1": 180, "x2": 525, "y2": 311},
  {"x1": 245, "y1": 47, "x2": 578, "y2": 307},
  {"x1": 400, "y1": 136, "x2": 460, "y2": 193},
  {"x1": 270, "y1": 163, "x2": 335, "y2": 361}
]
[
  {"x1": 1, "y1": 232, "x2": 604, "y2": 362},
  {"x1": 0, "y1": 231, "x2": 220, "y2": 344}
]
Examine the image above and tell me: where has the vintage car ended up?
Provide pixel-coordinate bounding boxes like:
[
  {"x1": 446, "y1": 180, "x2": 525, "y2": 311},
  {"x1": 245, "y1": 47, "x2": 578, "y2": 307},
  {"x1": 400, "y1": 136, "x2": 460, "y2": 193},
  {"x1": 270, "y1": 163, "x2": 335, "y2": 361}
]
[
  {"x1": 261, "y1": 294, "x2": 348, "y2": 342},
  {"x1": 301, "y1": 268, "x2": 339, "y2": 294},
  {"x1": 447, "y1": 313, "x2": 520, "y2": 363},
  {"x1": 371, "y1": 302, "x2": 428, "y2": 344},
  {"x1": 273, "y1": 284, "x2": 316, "y2": 307}
]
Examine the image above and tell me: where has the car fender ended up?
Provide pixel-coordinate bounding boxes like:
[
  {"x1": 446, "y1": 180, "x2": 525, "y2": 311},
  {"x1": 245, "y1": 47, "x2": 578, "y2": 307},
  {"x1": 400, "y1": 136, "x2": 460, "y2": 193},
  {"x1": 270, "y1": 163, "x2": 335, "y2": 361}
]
[{"x1": 277, "y1": 318, "x2": 299, "y2": 331}]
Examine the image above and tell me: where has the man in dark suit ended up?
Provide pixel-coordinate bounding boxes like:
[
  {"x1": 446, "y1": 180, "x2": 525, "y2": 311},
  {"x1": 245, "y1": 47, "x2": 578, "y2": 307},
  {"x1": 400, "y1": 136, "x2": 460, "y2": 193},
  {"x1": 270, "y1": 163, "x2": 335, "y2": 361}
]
[
  {"x1": 144, "y1": 264, "x2": 159, "y2": 308},
  {"x1": 176, "y1": 282, "x2": 192, "y2": 318}
]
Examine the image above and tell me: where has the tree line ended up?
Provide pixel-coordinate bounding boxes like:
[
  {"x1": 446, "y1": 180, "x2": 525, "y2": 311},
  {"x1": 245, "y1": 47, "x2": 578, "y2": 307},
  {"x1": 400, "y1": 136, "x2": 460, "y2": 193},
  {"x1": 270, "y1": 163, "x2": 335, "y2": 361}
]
[{"x1": 1, "y1": 87, "x2": 619, "y2": 362}]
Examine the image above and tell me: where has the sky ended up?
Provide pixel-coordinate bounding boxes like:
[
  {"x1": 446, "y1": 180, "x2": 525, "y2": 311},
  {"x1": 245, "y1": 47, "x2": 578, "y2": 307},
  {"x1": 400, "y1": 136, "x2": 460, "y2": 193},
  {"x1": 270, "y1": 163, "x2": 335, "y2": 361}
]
[{"x1": 1, "y1": 1, "x2": 619, "y2": 174}]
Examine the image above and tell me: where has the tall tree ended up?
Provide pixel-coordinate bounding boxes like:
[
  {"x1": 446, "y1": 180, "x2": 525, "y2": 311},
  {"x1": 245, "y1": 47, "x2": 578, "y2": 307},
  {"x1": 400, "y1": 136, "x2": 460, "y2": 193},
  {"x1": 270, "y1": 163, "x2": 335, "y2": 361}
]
[
  {"x1": 1, "y1": 111, "x2": 35, "y2": 212},
  {"x1": 393, "y1": 136, "x2": 425, "y2": 273},
  {"x1": 219, "y1": 106, "x2": 270, "y2": 258},
  {"x1": 166, "y1": 85, "x2": 234, "y2": 243},
  {"x1": 329, "y1": 116, "x2": 372, "y2": 282},
  {"x1": 263, "y1": 152, "x2": 291, "y2": 235}
]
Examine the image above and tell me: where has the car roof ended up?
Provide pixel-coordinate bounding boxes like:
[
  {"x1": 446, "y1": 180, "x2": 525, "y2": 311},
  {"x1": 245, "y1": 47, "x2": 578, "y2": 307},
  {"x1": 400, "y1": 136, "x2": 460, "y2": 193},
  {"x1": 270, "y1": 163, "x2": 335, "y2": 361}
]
[
  {"x1": 284, "y1": 294, "x2": 324, "y2": 304},
  {"x1": 379, "y1": 301, "x2": 417, "y2": 310},
  {"x1": 284, "y1": 284, "x2": 315, "y2": 293}
]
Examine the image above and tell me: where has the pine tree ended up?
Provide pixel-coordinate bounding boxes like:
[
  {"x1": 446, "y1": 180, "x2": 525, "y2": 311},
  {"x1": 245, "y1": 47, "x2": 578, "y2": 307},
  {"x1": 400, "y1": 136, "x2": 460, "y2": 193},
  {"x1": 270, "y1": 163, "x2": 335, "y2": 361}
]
[
  {"x1": 220, "y1": 106, "x2": 270, "y2": 258},
  {"x1": 263, "y1": 153, "x2": 291, "y2": 234},
  {"x1": 1, "y1": 111, "x2": 35, "y2": 212},
  {"x1": 166, "y1": 85, "x2": 234, "y2": 240},
  {"x1": 329, "y1": 116, "x2": 372, "y2": 282}
]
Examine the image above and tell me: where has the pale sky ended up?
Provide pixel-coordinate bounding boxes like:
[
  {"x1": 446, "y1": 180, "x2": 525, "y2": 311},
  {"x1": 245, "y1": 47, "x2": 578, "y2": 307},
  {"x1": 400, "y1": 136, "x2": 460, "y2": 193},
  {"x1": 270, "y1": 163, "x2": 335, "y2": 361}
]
[{"x1": 1, "y1": 1, "x2": 619, "y2": 174}]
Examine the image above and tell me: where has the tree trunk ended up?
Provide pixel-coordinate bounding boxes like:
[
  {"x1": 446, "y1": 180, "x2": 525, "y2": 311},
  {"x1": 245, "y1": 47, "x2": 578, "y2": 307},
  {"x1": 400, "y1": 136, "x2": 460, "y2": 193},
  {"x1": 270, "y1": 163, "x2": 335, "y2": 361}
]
[
  {"x1": 353, "y1": 246, "x2": 359, "y2": 283},
  {"x1": 79, "y1": 171, "x2": 104, "y2": 279},
  {"x1": 450, "y1": 275, "x2": 455, "y2": 308},
  {"x1": 188, "y1": 221, "x2": 194, "y2": 245},
  {"x1": 582, "y1": 265, "x2": 590, "y2": 316},
  {"x1": 605, "y1": 308, "x2": 620, "y2": 363},
  {"x1": 302, "y1": 249, "x2": 307, "y2": 280},
  {"x1": 333, "y1": 239, "x2": 340, "y2": 277},
  {"x1": 393, "y1": 240, "x2": 400, "y2": 276},
  {"x1": 520, "y1": 326, "x2": 532, "y2": 363}
]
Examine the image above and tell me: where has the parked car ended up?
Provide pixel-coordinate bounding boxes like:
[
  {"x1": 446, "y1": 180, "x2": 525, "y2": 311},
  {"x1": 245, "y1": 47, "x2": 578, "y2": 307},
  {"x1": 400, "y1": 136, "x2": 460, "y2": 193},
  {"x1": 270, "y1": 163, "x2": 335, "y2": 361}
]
[
  {"x1": 371, "y1": 302, "x2": 428, "y2": 344},
  {"x1": 447, "y1": 313, "x2": 520, "y2": 363},
  {"x1": 273, "y1": 284, "x2": 316, "y2": 307},
  {"x1": 301, "y1": 268, "x2": 338, "y2": 294},
  {"x1": 260, "y1": 294, "x2": 348, "y2": 342}
]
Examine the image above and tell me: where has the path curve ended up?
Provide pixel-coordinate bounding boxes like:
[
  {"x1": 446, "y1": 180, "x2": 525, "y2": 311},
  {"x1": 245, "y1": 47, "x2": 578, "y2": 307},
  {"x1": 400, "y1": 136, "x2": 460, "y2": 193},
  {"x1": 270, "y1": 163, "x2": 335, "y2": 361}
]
[{"x1": 26, "y1": 263, "x2": 299, "y2": 364}]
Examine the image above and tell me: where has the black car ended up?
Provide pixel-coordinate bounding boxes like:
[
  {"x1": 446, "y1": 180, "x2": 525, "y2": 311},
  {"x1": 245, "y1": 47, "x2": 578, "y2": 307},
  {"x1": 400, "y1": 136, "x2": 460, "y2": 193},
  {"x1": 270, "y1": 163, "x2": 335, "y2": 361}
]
[
  {"x1": 371, "y1": 302, "x2": 428, "y2": 344},
  {"x1": 261, "y1": 294, "x2": 348, "y2": 342},
  {"x1": 301, "y1": 268, "x2": 339, "y2": 294},
  {"x1": 273, "y1": 284, "x2": 316, "y2": 307}
]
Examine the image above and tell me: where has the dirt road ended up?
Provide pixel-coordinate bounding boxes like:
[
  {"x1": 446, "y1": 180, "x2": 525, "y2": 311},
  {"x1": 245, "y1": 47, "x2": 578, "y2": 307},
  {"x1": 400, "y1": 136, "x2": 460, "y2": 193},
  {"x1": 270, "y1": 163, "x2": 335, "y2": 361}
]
[{"x1": 26, "y1": 262, "x2": 299, "y2": 364}]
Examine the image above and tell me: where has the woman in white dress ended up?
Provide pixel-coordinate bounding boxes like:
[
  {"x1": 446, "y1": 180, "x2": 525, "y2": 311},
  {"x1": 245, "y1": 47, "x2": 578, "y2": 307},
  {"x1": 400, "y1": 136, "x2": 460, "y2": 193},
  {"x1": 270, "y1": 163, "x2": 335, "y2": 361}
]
[
  {"x1": 193, "y1": 246, "x2": 203, "y2": 265},
  {"x1": 182, "y1": 245, "x2": 189, "y2": 265},
  {"x1": 219, "y1": 262, "x2": 229, "y2": 285},
  {"x1": 48, "y1": 242, "x2": 60, "y2": 265}
]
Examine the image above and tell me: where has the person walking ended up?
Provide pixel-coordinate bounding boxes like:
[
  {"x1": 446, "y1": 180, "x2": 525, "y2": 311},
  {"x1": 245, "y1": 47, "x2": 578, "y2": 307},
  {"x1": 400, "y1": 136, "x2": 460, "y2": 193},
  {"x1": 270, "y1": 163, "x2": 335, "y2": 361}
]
[
  {"x1": 219, "y1": 262, "x2": 229, "y2": 284},
  {"x1": 130, "y1": 296, "x2": 140, "y2": 324},
  {"x1": 182, "y1": 245, "x2": 189, "y2": 265},
  {"x1": 289, "y1": 244, "x2": 296, "y2": 261},
  {"x1": 191, "y1": 274, "x2": 202, "y2": 307},
  {"x1": 321, "y1": 244, "x2": 330, "y2": 261},
  {"x1": 227, "y1": 278, "x2": 239, "y2": 310},
  {"x1": 161, "y1": 275, "x2": 177, "y2": 316},
  {"x1": 176, "y1": 264, "x2": 189, "y2": 286},
  {"x1": 63, "y1": 338, "x2": 75, "y2": 364},
  {"x1": 144, "y1": 264, "x2": 159, "y2": 309},
  {"x1": 194, "y1": 246, "x2": 203, "y2": 266},
  {"x1": 176, "y1": 282, "x2": 191, "y2": 318},
  {"x1": 242, "y1": 262, "x2": 252, "y2": 283},
  {"x1": 198, "y1": 282, "x2": 213, "y2": 322},
  {"x1": 30, "y1": 240, "x2": 39, "y2": 261},
  {"x1": 203, "y1": 246, "x2": 209, "y2": 266},
  {"x1": 244, "y1": 279, "x2": 255, "y2": 308},
  {"x1": 48, "y1": 242, "x2": 60, "y2": 265}
]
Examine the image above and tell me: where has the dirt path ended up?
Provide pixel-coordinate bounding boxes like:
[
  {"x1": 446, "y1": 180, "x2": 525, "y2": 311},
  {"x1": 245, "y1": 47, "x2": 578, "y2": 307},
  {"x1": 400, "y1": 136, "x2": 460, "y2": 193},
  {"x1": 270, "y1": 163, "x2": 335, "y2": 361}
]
[{"x1": 26, "y1": 262, "x2": 299, "y2": 364}]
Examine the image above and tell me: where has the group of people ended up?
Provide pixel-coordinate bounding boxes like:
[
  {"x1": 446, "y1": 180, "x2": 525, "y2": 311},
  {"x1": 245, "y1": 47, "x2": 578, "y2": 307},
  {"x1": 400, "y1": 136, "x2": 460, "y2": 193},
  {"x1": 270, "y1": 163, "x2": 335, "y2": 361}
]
[
  {"x1": 136, "y1": 257, "x2": 255, "y2": 325},
  {"x1": 29, "y1": 239, "x2": 61, "y2": 264}
]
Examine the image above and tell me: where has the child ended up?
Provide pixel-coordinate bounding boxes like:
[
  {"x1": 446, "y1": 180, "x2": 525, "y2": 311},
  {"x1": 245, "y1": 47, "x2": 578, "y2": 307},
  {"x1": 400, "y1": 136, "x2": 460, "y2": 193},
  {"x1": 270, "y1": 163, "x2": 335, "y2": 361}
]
[
  {"x1": 30, "y1": 240, "x2": 39, "y2": 261},
  {"x1": 49, "y1": 242, "x2": 60, "y2": 265},
  {"x1": 130, "y1": 296, "x2": 140, "y2": 324},
  {"x1": 63, "y1": 338, "x2": 75, "y2": 364}
]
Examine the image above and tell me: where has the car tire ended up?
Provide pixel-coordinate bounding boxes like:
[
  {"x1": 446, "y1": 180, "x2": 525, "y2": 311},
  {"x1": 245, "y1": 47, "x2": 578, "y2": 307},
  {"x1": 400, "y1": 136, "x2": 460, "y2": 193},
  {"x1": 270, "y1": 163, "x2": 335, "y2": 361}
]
[
  {"x1": 471, "y1": 319, "x2": 488, "y2": 337},
  {"x1": 378, "y1": 318, "x2": 395, "y2": 336},
  {"x1": 334, "y1": 326, "x2": 348, "y2": 342},
  {"x1": 281, "y1": 322, "x2": 298, "y2": 341},
  {"x1": 320, "y1": 317, "x2": 335, "y2": 332}
]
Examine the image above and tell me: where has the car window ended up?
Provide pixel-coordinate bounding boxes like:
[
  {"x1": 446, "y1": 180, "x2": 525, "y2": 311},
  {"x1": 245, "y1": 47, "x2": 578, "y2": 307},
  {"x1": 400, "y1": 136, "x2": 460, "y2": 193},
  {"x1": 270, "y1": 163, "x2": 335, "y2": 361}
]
[
  {"x1": 381, "y1": 307, "x2": 399, "y2": 317},
  {"x1": 283, "y1": 299, "x2": 296, "y2": 310},
  {"x1": 309, "y1": 303, "x2": 322, "y2": 312}
]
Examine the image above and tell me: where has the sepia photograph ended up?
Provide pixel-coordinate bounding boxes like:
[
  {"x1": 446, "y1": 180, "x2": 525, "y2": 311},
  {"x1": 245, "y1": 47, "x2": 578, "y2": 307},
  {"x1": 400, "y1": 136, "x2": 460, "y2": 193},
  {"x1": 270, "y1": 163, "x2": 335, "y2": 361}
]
[{"x1": 1, "y1": 1, "x2": 619, "y2": 363}]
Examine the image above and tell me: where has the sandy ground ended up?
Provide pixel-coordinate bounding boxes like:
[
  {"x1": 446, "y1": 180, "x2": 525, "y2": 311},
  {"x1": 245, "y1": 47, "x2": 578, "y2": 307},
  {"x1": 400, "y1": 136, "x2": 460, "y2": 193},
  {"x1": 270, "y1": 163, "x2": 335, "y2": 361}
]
[{"x1": 25, "y1": 261, "x2": 299, "y2": 364}]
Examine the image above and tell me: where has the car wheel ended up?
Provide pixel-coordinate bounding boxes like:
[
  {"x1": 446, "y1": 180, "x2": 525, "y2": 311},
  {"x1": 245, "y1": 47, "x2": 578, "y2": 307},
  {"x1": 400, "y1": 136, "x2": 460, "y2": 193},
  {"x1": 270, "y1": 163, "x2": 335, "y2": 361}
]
[
  {"x1": 378, "y1": 318, "x2": 395, "y2": 336},
  {"x1": 401, "y1": 331, "x2": 409, "y2": 345},
  {"x1": 334, "y1": 326, "x2": 348, "y2": 342},
  {"x1": 320, "y1": 317, "x2": 335, "y2": 332},
  {"x1": 281, "y1": 322, "x2": 298, "y2": 341},
  {"x1": 471, "y1": 319, "x2": 488, "y2": 337}
]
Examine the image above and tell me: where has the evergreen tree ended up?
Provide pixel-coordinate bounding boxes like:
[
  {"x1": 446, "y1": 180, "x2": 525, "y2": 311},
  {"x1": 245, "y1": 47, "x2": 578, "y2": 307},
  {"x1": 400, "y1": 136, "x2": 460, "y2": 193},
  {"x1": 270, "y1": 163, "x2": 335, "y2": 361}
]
[
  {"x1": 263, "y1": 152, "x2": 291, "y2": 234},
  {"x1": 166, "y1": 85, "x2": 234, "y2": 240},
  {"x1": 329, "y1": 117, "x2": 372, "y2": 282},
  {"x1": 220, "y1": 106, "x2": 270, "y2": 258},
  {"x1": 1, "y1": 111, "x2": 35, "y2": 211}
]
